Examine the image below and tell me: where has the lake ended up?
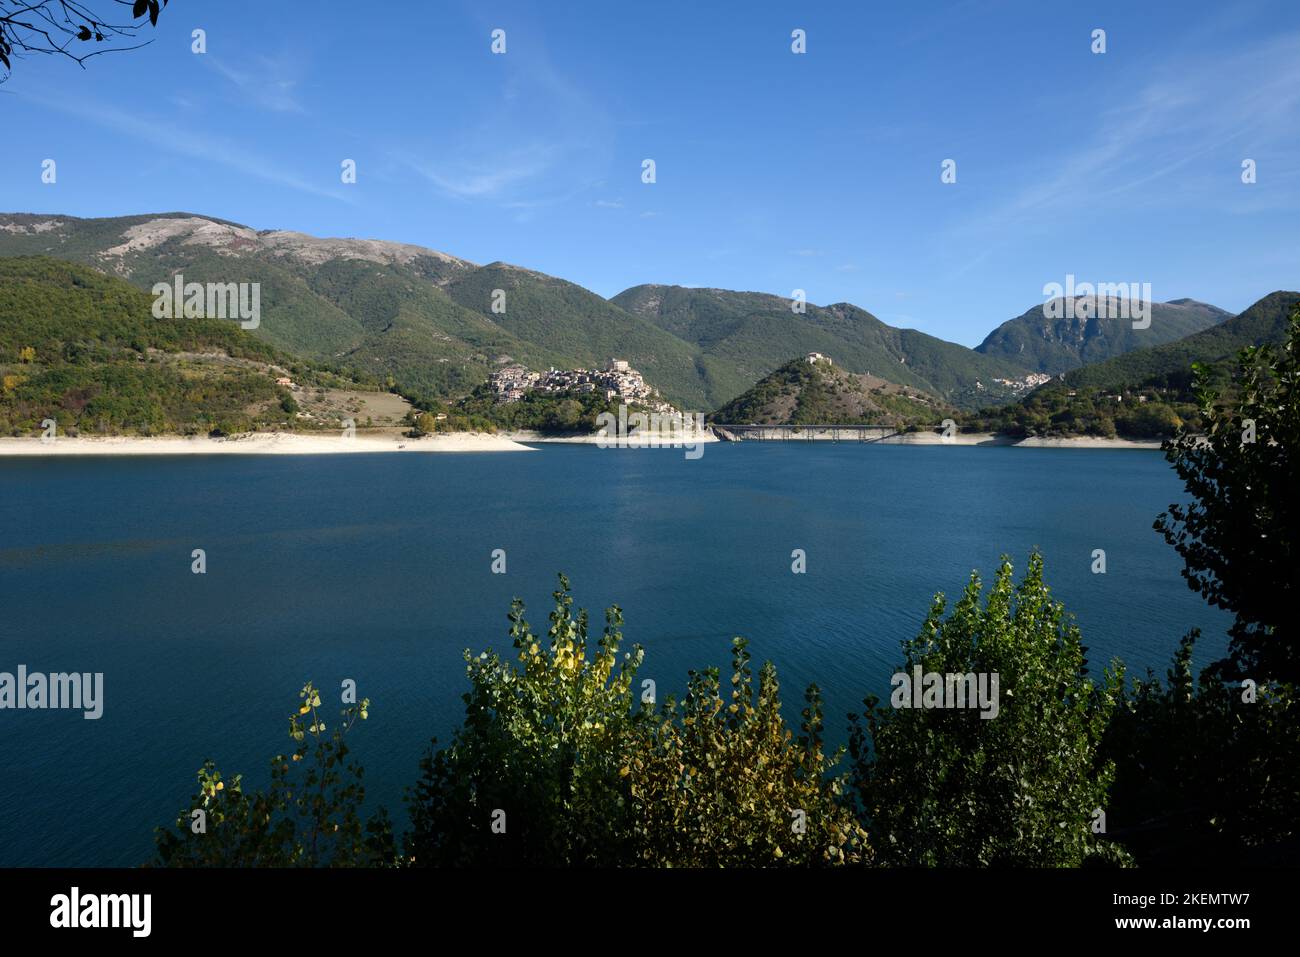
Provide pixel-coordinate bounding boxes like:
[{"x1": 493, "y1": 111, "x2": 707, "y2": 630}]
[{"x1": 0, "y1": 443, "x2": 1230, "y2": 866}]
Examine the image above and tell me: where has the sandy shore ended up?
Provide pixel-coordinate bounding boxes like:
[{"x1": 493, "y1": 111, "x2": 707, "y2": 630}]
[
  {"x1": 878, "y1": 432, "x2": 1162, "y2": 449},
  {"x1": 509, "y1": 430, "x2": 719, "y2": 446},
  {"x1": 1012, "y1": 435, "x2": 1163, "y2": 450},
  {"x1": 0, "y1": 430, "x2": 1163, "y2": 455},
  {"x1": 0, "y1": 432, "x2": 533, "y2": 456}
]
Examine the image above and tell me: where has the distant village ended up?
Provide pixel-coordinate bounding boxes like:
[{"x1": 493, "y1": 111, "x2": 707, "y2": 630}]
[
  {"x1": 991, "y1": 371, "x2": 1054, "y2": 391},
  {"x1": 488, "y1": 359, "x2": 675, "y2": 412}
]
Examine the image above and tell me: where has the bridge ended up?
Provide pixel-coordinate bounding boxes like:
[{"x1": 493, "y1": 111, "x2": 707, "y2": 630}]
[{"x1": 711, "y1": 424, "x2": 900, "y2": 442}]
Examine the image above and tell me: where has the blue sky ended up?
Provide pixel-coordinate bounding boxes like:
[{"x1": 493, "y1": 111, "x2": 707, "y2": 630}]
[{"x1": 3, "y1": 0, "x2": 1298, "y2": 345}]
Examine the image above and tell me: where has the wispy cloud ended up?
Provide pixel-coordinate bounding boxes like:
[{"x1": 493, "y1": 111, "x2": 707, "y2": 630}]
[
  {"x1": 952, "y1": 31, "x2": 1300, "y2": 241},
  {"x1": 205, "y1": 55, "x2": 305, "y2": 114},
  {"x1": 407, "y1": 145, "x2": 561, "y2": 201},
  {"x1": 943, "y1": 30, "x2": 1300, "y2": 278},
  {"x1": 21, "y1": 90, "x2": 353, "y2": 204},
  {"x1": 392, "y1": 26, "x2": 614, "y2": 215}
]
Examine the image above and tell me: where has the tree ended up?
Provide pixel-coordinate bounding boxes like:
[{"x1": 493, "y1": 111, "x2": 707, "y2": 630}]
[
  {"x1": 550, "y1": 397, "x2": 584, "y2": 431},
  {"x1": 1116, "y1": 401, "x2": 1181, "y2": 438},
  {"x1": 405, "y1": 576, "x2": 868, "y2": 867},
  {"x1": 405, "y1": 576, "x2": 646, "y2": 866},
  {"x1": 1155, "y1": 306, "x2": 1299, "y2": 683},
  {"x1": 626, "y1": 638, "x2": 870, "y2": 866},
  {"x1": 850, "y1": 553, "x2": 1128, "y2": 866},
  {"x1": 1103, "y1": 630, "x2": 1300, "y2": 865},
  {"x1": 153, "y1": 682, "x2": 393, "y2": 867},
  {"x1": 1, "y1": 1, "x2": 167, "y2": 80}
]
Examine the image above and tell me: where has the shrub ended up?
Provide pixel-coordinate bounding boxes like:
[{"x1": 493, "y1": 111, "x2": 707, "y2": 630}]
[
  {"x1": 153, "y1": 682, "x2": 393, "y2": 867},
  {"x1": 1155, "y1": 307, "x2": 1299, "y2": 683},
  {"x1": 406, "y1": 576, "x2": 868, "y2": 867},
  {"x1": 850, "y1": 553, "x2": 1128, "y2": 866},
  {"x1": 405, "y1": 576, "x2": 646, "y2": 866},
  {"x1": 1103, "y1": 631, "x2": 1300, "y2": 864},
  {"x1": 626, "y1": 638, "x2": 870, "y2": 866}
]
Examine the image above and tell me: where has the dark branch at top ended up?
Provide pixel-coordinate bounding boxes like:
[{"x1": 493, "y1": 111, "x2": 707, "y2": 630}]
[{"x1": 0, "y1": 0, "x2": 168, "y2": 80}]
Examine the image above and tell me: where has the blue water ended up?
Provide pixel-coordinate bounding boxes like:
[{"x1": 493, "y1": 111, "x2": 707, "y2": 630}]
[{"x1": 0, "y1": 443, "x2": 1230, "y2": 866}]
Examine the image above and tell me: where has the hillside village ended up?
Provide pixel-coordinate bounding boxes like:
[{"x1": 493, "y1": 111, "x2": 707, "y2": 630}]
[{"x1": 488, "y1": 358, "x2": 676, "y2": 412}]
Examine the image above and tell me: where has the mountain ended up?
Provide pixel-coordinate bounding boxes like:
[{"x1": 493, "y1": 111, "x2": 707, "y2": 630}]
[
  {"x1": 0, "y1": 256, "x2": 399, "y2": 436},
  {"x1": 612, "y1": 284, "x2": 1033, "y2": 409},
  {"x1": 0, "y1": 212, "x2": 1094, "y2": 413},
  {"x1": 0, "y1": 213, "x2": 732, "y2": 408},
  {"x1": 974, "y1": 297, "x2": 1229, "y2": 374},
  {"x1": 1060, "y1": 291, "x2": 1299, "y2": 391},
  {"x1": 709, "y1": 354, "x2": 949, "y2": 428},
  {"x1": 0, "y1": 212, "x2": 570, "y2": 406},
  {"x1": 964, "y1": 291, "x2": 1300, "y2": 439},
  {"x1": 438, "y1": 262, "x2": 710, "y2": 407}
]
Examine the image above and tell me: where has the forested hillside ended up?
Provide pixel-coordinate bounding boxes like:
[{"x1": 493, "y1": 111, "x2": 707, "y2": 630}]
[
  {"x1": 964, "y1": 291, "x2": 1300, "y2": 438},
  {"x1": 709, "y1": 355, "x2": 947, "y2": 427},
  {"x1": 974, "y1": 297, "x2": 1228, "y2": 373},
  {"x1": 2, "y1": 213, "x2": 1057, "y2": 413},
  {"x1": 614, "y1": 284, "x2": 1031, "y2": 408},
  {"x1": 0, "y1": 257, "x2": 371, "y2": 436}
]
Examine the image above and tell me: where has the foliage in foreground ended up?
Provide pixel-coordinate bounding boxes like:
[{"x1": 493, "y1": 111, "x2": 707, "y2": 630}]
[
  {"x1": 153, "y1": 565, "x2": 1295, "y2": 868},
  {"x1": 153, "y1": 683, "x2": 392, "y2": 867},
  {"x1": 626, "y1": 639, "x2": 869, "y2": 866},
  {"x1": 1155, "y1": 305, "x2": 1299, "y2": 684},
  {"x1": 405, "y1": 576, "x2": 865, "y2": 866},
  {"x1": 1103, "y1": 630, "x2": 1300, "y2": 865},
  {"x1": 851, "y1": 553, "x2": 1128, "y2": 867},
  {"x1": 406, "y1": 580, "x2": 646, "y2": 866}
]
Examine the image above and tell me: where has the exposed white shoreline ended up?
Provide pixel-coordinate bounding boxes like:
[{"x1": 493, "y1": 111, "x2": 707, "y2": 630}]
[
  {"x1": 0, "y1": 431, "x2": 533, "y2": 456},
  {"x1": 0, "y1": 430, "x2": 1164, "y2": 456},
  {"x1": 879, "y1": 432, "x2": 1163, "y2": 450},
  {"x1": 509, "y1": 430, "x2": 719, "y2": 446}
]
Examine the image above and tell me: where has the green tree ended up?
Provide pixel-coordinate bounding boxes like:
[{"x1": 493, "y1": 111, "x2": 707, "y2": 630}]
[
  {"x1": 406, "y1": 576, "x2": 868, "y2": 867},
  {"x1": 1103, "y1": 631, "x2": 1300, "y2": 864},
  {"x1": 1115, "y1": 401, "x2": 1181, "y2": 438},
  {"x1": 153, "y1": 682, "x2": 393, "y2": 867},
  {"x1": 850, "y1": 553, "x2": 1127, "y2": 866},
  {"x1": 626, "y1": 638, "x2": 870, "y2": 866},
  {"x1": 406, "y1": 576, "x2": 646, "y2": 866},
  {"x1": 1154, "y1": 306, "x2": 1299, "y2": 683},
  {"x1": 412, "y1": 411, "x2": 437, "y2": 435}
]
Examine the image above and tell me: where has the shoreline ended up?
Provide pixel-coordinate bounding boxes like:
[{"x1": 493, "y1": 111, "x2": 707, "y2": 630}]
[
  {"x1": 0, "y1": 431, "x2": 533, "y2": 456},
  {"x1": 0, "y1": 430, "x2": 1165, "y2": 456},
  {"x1": 881, "y1": 432, "x2": 1164, "y2": 450},
  {"x1": 509, "y1": 429, "x2": 719, "y2": 446},
  {"x1": 708, "y1": 428, "x2": 1163, "y2": 449}
]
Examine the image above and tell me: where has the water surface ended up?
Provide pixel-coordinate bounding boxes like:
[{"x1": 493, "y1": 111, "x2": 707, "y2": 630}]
[{"x1": 0, "y1": 443, "x2": 1229, "y2": 865}]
